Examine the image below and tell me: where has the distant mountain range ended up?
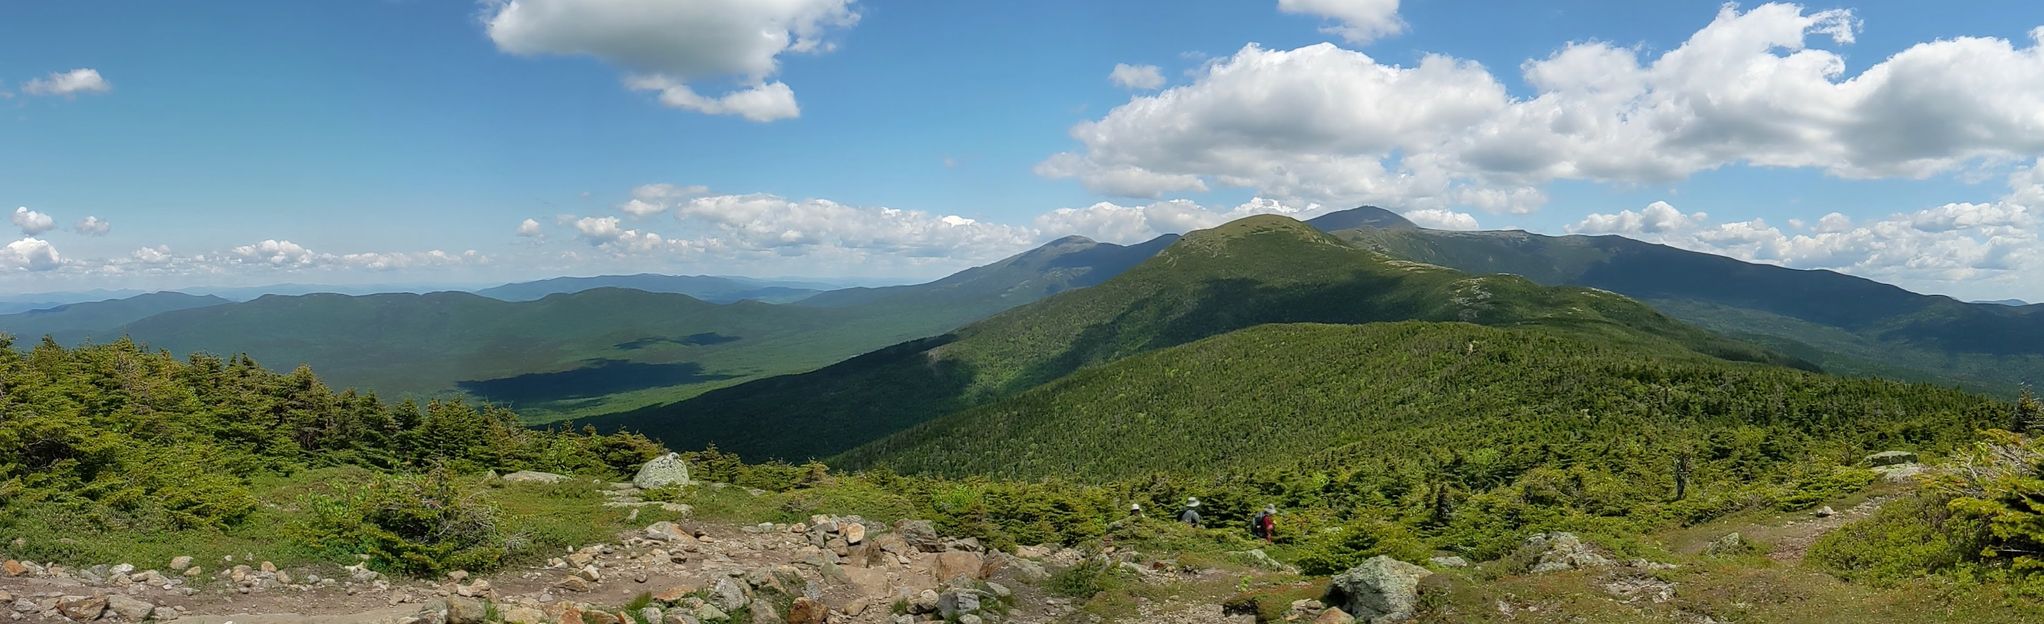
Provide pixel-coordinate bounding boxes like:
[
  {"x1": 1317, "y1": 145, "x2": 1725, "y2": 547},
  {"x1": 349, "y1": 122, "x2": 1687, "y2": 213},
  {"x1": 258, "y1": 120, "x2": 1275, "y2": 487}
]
[
  {"x1": 586, "y1": 215, "x2": 1794, "y2": 461},
  {"x1": 0, "y1": 236, "x2": 1172, "y2": 422},
  {"x1": 476, "y1": 274, "x2": 826, "y2": 304}
]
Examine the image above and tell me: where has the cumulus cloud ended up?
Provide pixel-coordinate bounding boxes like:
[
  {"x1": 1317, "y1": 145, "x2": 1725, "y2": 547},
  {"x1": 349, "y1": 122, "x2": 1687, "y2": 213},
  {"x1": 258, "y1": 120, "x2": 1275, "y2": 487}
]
[
  {"x1": 672, "y1": 194, "x2": 1037, "y2": 259},
  {"x1": 483, "y1": 0, "x2": 857, "y2": 121},
  {"x1": 1278, "y1": 0, "x2": 1405, "y2": 44},
  {"x1": 1043, "y1": 4, "x2": 2044, "y2": 214},
  {"x1": 1567, "y1": 166, "x2": 2044, "y2": 292},
  {"x1": 230, "y1": 240, "x2": 317, "y2": 267},
  {"x1": 1033, "y1": 197, "x2": 1330, "y2": 244},
  {"x1": 619, "y1": 183, "x2": 710, "y2": 217},
  {"x1": 73, "y1": 216, "x2": 110, "y2": 236},
  {"x1": 1109, "y1": 63, "x2": 1165, "y2": 90},
  {"x1": 11, "y1": 208, "x2": 55, "y2": 236},
  {"x1": 0, "y1": 238, "x2": 60, "y2": 271},
  {"x1": 1402, "y1": 208, "x2": 1480, "y2": 230},
  {"x1": 131, "y1": 245, "x2": 171, "y2": 265},
  {"x1": 516, "y1": 218, "x2": 543, "y2": 237},
  {"x1": 22, "y1": 68, "x2": 111, "y2": 97}
]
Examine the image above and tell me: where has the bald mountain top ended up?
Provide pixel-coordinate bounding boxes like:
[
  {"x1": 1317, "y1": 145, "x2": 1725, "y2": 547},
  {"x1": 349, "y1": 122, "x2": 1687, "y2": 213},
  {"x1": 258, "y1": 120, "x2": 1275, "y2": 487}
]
[{"x1": 594, "y1": 215, "x2": 1795, "y2": 461}]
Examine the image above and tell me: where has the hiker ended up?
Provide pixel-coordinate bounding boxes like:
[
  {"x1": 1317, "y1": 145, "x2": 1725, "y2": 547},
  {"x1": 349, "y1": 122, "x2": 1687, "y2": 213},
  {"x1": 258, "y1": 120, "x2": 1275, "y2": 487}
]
[
  {"x1": 1129, "y1": 502, "x2": 1143, "y2": 517},
  {"x1": 1179, "y1": 497, "x2": 1202, "y2": 527},
  {"x1": 1252, "y1": 505, "x2": 1277, "y2": 542}
]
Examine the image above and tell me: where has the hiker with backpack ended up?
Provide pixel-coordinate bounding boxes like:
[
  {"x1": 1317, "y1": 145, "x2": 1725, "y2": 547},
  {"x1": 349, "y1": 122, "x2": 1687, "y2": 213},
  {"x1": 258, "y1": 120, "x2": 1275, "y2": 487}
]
[
  {"x1": 1179, "y1": 497, "x2": 1202, "y2": 527},
  {"x1": 1251, "y1": 505, "x2": 1278, "y2": 542}
]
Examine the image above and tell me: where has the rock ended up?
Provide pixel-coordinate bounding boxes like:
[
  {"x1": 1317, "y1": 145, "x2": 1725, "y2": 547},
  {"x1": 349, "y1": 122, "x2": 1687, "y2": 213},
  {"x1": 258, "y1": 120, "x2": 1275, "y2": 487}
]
[
  {"x1": 1703, "y1": 532, "x2": 1749, "y2": 557},
  {"x1": 577, "y1": 564, "x2": 603, "y2": 582},
  {"x1": 584, "y1": 611, "x2": 624, "y2": 624},
  {"x1": 502, "y1": 606, "x2": 548, "y2": 624},
  {"x1": 712, "y1": 576, "x2": 750, "y2": 611},
  {"x1": 56, "y1": 595, "x2": 107, "y2": 622},
  {"x1": 985, "y1": 581, "x2": 1012, "y2": 599},
  {"x1": 959, "y1": 615, "x2": 983, "y2": 624},
  {"x1": 910, "y1": 589, "x2": 941, "y2": 614},
  {"x1": 1873, "y1": 463, "x2": 1927, "y2": 482},
  {"x1": 0, "y1": 561, "x2": 24, "y2": 577},
  {"x1": 556, "y1": 576, "x2": 594, "y2": 592},
  {"x1": 1814, "y1": 506, "x2": 1837, "y2": 518},
  {"x1": 1329, "y1": 555, "x2": 1431, "y2": 624},
  {"x1": 938, "y1": 589, "x2": 982, "y2": 619},
  {"x1": 1428, "y1": 556, "x2": 1469, "y2": 568},
  {"x1": 661, "y1": 608, "x2": 702, "y2": 624},
  {"x1": 150, "y1": 606, "x2": 181, "y2": 621},
  {"x1": 935, "y1": 551, "x2": 986, "y2": 580},
  {"x1": 168, "y1": 556, "x2": 195, "y2": 572},
  {"x1": 1865, "y1": 450, "x2": 1919, "y2": 467},
  {"x1": 1314, "y1": 607, "x2": 1359, "y2": 624},
  {"x1": 635, "y1": 453, "x2": 693, "y2": 489},
  {"x1": 1228, "y1": 549, "x2": 1299, "y2": 573},
  {"x1": 646, "y1": 521, "x2": 694, "y2": 543},
  {"x1": 1603, "y1": 575, "x2": 1677, "y2": 604},
  {"x1": 105, "y1": 594, "x2": 154, "y2": 620},
  {"x1": 501, "y1": 470, "x2": 569, "y2": 484},
  {"x1": 747, "y1": 599, "x2": 780, "y2": 624},
  {"x1": 1520, "y1": 532, "x2": 1611, "y2": 573},
  {"x1": 695, "y1": 604, "x2": 729, "y2": 621},
  {"x1": 445, "y1": 597, "x2": 487, "y2": 624},
  {"x1": 447, "y1": 570, "x2": 469, "y2": 583},
  {"x1": 259, "y1": 560, "x2": 277, "y2": 573},
  {"x1": 896, "y1": 520, "x2": 945, "y2": 553},
  {"x1": 652, "y1": 581, "x2": 699, "y2": 602},
  {"x1": 843, "y1": 522, "x2": 867, "y2": 545},
  {"x1": 640, "y1": 607, "x2": 665, "y2": 624}
]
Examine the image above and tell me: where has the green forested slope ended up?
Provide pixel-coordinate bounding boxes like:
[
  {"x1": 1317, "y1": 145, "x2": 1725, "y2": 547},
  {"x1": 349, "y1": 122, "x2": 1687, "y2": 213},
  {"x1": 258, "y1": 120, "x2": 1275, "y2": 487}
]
[
  {"x1": 1326, "y1": 219, "x2": 2044, "y2": 395},
  {"x1": 0, "y1": 292, "x2": 228, "y2": 343},
  {"x1": 599, "y1": 216, "x2": 1795, "y2": 461},
  {"x1": 838, "y1": 322, "x2": 2000, "y2": 481}
]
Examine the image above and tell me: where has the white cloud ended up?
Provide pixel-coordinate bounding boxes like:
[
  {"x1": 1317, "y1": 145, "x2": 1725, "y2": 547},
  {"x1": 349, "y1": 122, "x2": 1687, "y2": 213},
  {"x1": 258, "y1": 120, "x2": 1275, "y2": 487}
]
[
  {"x1": 1278, "y1": 0, "x2": 1405, "y2": 45},
  {"x1": 619, "y1": 183, "x2": 710, "y2": 217},
  {"x1": 483, "y1": 0, "x2": 857, "y2": 122},
  {"x1": 516, "y1": 218, "x2": 543, "y2": 237},
  {"x1": 11, "y1": 207, "x2": 55, "y2": 236},
  {"x1": 1402, "y1": 208, "x2": 1480, "y2": 230},
  {"x1": 673, "y1": 194, "x2": 1038, "y2": 259},
  {"x1": 131, "y1": 245, "x2": 171, "y2": 265},
  {"x1": 1044, "y1": 4, "x2": 2044, "y2": 215},
  {"x1": 1109, "y1": 63, "x2": 1165, "y2": 90},
  {"x1": 73, "y1": 216, "x2": 110, "y2": 236},
  {"x1": 0, "y1": 238, "x2": 60, "y2": 272},
  {"x1": 337, "y1": 250, "x2": 483, "y2": 271},
  {"x1": 1566, "y1": 201, "x2": 1710, "y2": 235},
  {"x1": 1033, "y1": 197, "x2": 1329, "y2": 244},
  {"x1": 22, "y1": 68, "x2": 111, "y2": 97},
  {"x1": 1566, "y1": 165, "x2": 2044, "y2": 293},
  {"x1": 230, "y1": 240, "x2": 317, "y2": 267}
]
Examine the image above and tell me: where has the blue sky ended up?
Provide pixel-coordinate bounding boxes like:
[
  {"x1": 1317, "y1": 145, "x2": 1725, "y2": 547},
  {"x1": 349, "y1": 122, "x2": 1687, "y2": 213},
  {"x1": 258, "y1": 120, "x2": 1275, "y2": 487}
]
[{"x1": 3, "y1": 1, "x2": 2043, "y2": 300}]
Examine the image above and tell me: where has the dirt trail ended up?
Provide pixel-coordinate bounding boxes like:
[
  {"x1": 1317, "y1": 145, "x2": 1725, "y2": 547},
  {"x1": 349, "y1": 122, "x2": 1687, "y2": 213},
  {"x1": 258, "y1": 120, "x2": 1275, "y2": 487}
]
[{"x1": 1766, "y1": 495, "x2": 1895, "y2": 563}]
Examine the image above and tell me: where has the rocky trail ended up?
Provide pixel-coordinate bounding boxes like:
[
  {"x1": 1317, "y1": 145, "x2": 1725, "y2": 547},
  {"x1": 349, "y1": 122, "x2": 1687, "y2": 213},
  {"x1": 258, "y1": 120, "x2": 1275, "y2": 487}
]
[{"x1": 2, "y1": 472, "x2": 1085, "y2": 624}]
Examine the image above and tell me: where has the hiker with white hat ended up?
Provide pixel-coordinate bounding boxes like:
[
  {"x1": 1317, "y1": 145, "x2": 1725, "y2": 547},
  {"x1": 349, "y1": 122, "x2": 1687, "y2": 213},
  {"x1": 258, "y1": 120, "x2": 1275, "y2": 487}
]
[{"x1": 1178, "y1": 497, "x2": 1203, "y2": 527}]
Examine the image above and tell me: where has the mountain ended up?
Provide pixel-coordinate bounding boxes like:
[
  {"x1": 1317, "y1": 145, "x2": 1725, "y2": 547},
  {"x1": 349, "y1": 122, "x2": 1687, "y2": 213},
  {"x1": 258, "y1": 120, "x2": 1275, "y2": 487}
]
[
  {"x1": 1312, "y1": 210, "x2": 2044, "y2": 394},
  {"x1": 476, "y1": 274, "x2": 823, "y2": 304},
  {"x1": 0, "y1": 292, "x2": 230, "y2": 344},
  {"x1": 1303, "y1": 205, "x2": 1417, "y2": 231},
  {"x1": 836, "y1": 321, "x2": 1997, "y2": 480},
  {"x1": 1977, "y1": 298, "x2": 2031, "y2": 306},
  {"x1": 90, "y1": 236, "x2": 1169, "y2": 423},
  {"x1": 591, "y1": 215, "x2": 1792, "y2": 461}
]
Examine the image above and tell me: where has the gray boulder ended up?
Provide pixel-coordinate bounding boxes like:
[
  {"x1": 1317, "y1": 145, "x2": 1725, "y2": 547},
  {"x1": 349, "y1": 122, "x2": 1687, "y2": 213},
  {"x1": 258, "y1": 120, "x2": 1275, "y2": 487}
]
[
  {"x1": 501, "y1": 470, "x2": 568, "y2": 484},
  {"x1": 1329, "y1": 555, "x2": 1432, "y2": 623},
  {"x1": 635, "y1": 453, "x2": 693, "y2": 489},
  {"x1": 1864, "y1": 450, "x2": 1919, "y2": 467},
  {"x1": 1520, "y1": 532, "x2": 1611, "y2": 573}
]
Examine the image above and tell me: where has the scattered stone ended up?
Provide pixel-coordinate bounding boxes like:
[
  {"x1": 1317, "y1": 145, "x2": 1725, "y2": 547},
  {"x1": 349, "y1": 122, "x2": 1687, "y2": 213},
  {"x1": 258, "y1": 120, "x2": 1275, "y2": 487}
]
[
  {"x1": 711, "y1": 576, "x2": 749, "y2": 611},
  {"x1": 502, "y1": 605, "x2": 548, "y2": 624},
  {"x1": 938, "y1": 588, "x2": 982, "y2": 619},
  {"x1": 1329, "y1": 555, "x2": 1432, "y2": 624},
  {"x1": 0, "y1": 561, "x2": 24, "y2": 577},
  {"x1": 639, "y1": 606, "x2": 665, "y2": 624},
  {"x1": 445, "y1": 597, "x2": 486, "y2": 624},
  {"x1": 896, "y1": 520, "x2": 946, "y2": 553},
  {"x1": 168, "y1": 556, "x2": 194, "y2": 572},
  {"x1": 1604, "y1": 575, "x2": 1677, "y2": 604},
  {"x1": 1703, "y1": 532, "x2": 1749, "y2": 557},
  {"x1": 557, "y1": 576, "x2": 593, "y2": 592},
  {"x1": 1520, "y1": 532, "x2": 1612, "y2": 573},
  {"x1": 501, "y1": 470, "x2": 569, "y2": 484},
  {"x1": 635, "y1": 453, "x2": 693, "y2": 489},
  {"x1": 843, "y1": 522, "x2": 866, "y2": 545},
  {"x1": 1428, "y1": 556, "x2": 1469, "y2": 568},
  {"x1": 661, "y1": 608, "x2": 702, "y2": 624},
  {"x1": 1314, "y1": 607, "x2": 1359, "y2": 624},
  {"x1": 936, "y1": 551, "x2": 986, "y2": 580},
  {"x1": 1873, "y1": 463, "x2": 1927, "y2": 482},
  {"x1": 1814, "y1": 506, "x2": 1837, "y2": 518},
  {"x1": 105, "y1": 594, "x2": 154, "y2": 620},
  {"x1": 55, "y1": 595, "x2": 108, "y2": 622},
  {"x1": 695, "y1": 604, "x2": 729, "y2": 621},
  {"x1": 1865, "y1": 450, "x2": 1919, "y2": 467},
  {"x1": 150, "y1": 606, "x2": 181, "y2": 621},
  {"x1": 1229, "y1": 548, "x2": 1300, "y2": 573},
  {"x1": 646, "y1": 521, "x2": 693, "y2": 543}
]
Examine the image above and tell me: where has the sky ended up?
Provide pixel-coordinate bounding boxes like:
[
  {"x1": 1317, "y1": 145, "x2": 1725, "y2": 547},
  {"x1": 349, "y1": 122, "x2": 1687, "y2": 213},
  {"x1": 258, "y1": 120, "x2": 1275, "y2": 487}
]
[{"x1": 4, "y1": 0, "x2": 2044, "y2": 301}]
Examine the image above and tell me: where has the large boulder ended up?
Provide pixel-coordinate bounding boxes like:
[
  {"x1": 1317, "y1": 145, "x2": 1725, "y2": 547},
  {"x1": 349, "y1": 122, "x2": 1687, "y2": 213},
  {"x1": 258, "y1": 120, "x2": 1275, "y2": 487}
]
[
  {"x1": 502, "y1": 470, "x2": 568, "y2": 484},
  {"x1": 634, "y1": 453, "x2": 692, "y2": 489},
  {"x1": 896, "y1": 519, "x2": 946, "y2": 553},
  {"x1": 1328, "y1": 556, "x2": 1431, "y2": 624},
  {"x1": 1520, "y1": 532, "x2": 1611, "y2": 573},
  {"x1": 1864, "y1": 450, "x2": 1919, "y2": 467}
]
